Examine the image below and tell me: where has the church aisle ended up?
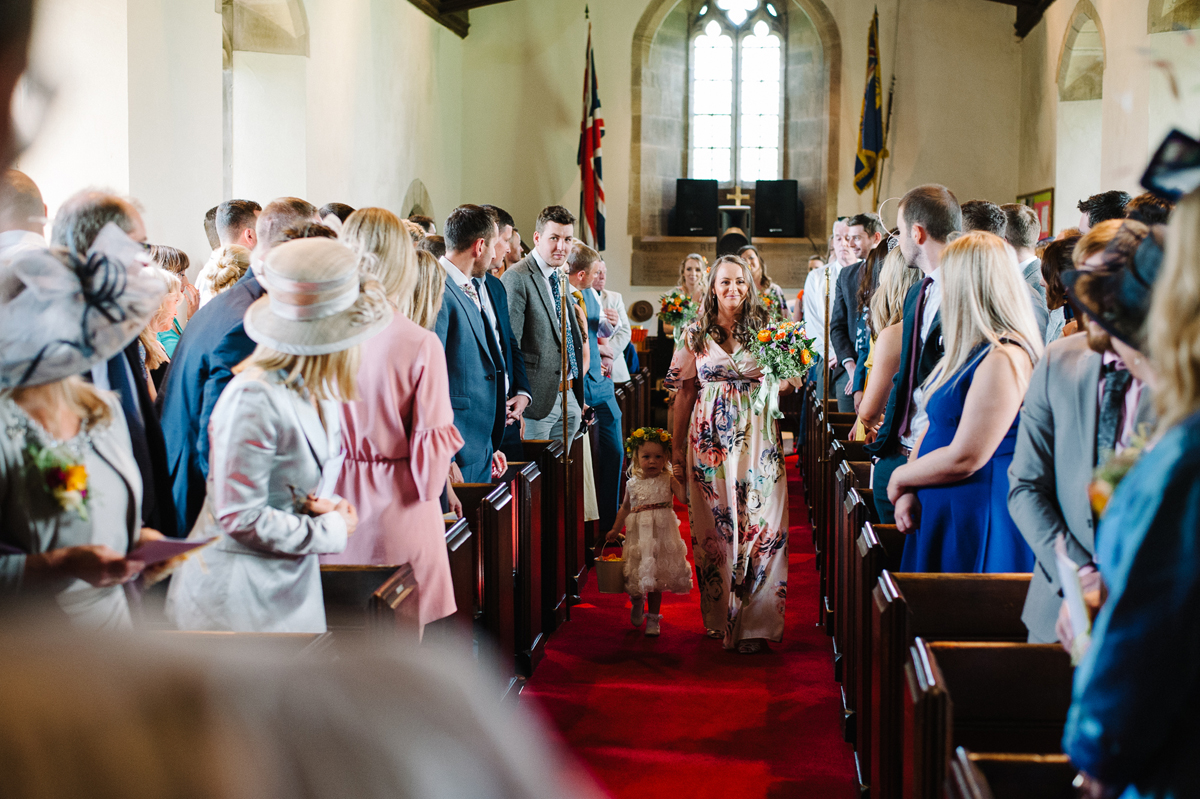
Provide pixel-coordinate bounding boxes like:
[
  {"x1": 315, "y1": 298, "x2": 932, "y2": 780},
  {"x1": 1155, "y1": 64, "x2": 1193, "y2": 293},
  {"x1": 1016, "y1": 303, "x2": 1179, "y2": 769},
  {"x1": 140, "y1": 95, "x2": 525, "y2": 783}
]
[{"x1": 523, "y1": 454, "x2": 857, "y2": 798}]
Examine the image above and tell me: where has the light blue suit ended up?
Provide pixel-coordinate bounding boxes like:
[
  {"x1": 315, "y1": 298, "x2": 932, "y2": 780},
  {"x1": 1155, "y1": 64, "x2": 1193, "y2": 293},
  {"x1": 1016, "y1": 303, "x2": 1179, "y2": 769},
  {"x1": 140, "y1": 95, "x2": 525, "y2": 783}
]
[{"x1": 580, "y1": 288, "x2": 623, "y2": 531}]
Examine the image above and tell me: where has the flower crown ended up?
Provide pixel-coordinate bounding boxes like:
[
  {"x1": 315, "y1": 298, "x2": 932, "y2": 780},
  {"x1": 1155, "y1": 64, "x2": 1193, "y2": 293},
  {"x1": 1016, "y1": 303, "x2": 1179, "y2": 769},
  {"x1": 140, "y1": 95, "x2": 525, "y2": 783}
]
[{"x1": 625, "y1": 426, "x2": 672, "y2": 454}]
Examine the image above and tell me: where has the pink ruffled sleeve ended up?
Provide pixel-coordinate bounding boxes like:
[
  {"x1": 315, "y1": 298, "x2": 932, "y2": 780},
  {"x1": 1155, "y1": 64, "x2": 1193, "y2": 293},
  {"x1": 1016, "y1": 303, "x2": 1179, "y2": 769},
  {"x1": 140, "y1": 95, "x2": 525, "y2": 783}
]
[
  {"x1": 663, "y1": 325, "x2": 699, "y2": 391},
  {"x1": 410, "y1": 338, "x2": 465, "y2": 502}
]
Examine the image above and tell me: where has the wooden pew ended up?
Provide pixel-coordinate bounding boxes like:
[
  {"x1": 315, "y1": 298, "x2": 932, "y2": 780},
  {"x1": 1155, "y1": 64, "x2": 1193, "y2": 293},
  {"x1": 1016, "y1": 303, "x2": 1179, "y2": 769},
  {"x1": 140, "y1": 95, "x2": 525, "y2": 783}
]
[
  {"x1": 455, "y1": 482, "x2": 518, "y2": 696},
  {"x1": 945, "y1": 748, "x2": 1079, "y2": 799},
  {"x1": 850, "y1": 522, "x2": 907, "y2": 793},
  {"x1": 319, "y1": 564, "x2": 420, "y2": 636},
  {"x1": 871, "y1": 572, "x2": 1033, "y2": 799},
  {"x1": 505, "y1": 461, "x2": 545, "y2": 677},
  {"x1": 524, "y1": 440, "x2": 569, "y2": 630},
  {"x1": 903, "y1": 639, "x2": 1074, "y2": 799}
]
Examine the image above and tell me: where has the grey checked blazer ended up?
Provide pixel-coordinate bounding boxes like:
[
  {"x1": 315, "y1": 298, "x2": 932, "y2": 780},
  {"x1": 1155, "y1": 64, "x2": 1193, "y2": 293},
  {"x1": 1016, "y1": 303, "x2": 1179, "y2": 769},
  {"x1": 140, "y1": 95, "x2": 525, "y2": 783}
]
[
  {"x1": 500, "y1": 256, "x2": 585, "y2": 420},
  {"x1": 1007, "y1": 333, "x2": 1154, "y2": 643}
]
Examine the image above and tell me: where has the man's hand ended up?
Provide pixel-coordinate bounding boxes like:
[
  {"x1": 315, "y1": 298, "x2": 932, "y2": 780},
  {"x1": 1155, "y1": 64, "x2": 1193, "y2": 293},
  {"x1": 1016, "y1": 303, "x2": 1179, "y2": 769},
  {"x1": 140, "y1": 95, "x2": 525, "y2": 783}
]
[
  {"x1": 491, "y1": 450, "x2": 508, "y2": 478},
  {"x1": 603, "y1": 308, "x2": 619, "y2": 325},
  {"x1": 844, "y1": 361, "x2": 856, "y2": 384},
  {"x1": 853, "y1": 390, "x2": 864, "y2": 414},
  {"x1": 505, "y1": 394, "x2": 530, "y2": 424},
  {"x1": 597, "y1": 342, "x2": 615, "y2": 360},
  {"x1": 446, "y1": 482, "x2": 463, "y2": 519}
]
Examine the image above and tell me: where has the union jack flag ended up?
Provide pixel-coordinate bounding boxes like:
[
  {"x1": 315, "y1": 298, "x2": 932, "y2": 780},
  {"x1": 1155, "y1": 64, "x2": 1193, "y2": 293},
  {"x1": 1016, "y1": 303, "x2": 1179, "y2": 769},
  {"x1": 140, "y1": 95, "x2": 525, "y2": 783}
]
[{"x1": 578, "y1": 20, "x2": 606, "y2": 251}]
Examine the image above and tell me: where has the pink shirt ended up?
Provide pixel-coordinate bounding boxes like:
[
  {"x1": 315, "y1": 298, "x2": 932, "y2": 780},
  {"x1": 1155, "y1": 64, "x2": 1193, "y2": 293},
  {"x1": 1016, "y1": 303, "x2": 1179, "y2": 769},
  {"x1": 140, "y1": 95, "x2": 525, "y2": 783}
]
[{"x1": 1098, "y1": 351, "x2": 1144, "y2": 454}]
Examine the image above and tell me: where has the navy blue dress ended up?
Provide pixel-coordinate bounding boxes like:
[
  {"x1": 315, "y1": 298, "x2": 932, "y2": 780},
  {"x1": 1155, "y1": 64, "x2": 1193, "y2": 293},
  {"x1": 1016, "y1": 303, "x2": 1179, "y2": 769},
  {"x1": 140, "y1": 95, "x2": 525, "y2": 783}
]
[{"x1": 900, "y1": 343, "x2": 1035, "y2": 573}]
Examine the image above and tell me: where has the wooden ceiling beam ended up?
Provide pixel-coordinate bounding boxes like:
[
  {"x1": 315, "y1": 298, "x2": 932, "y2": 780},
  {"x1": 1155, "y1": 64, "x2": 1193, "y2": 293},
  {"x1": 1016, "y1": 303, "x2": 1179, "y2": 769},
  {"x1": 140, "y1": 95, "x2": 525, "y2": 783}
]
[
  {"x1": 406, "y1": 0, "x2": 514, "y2": 38},
  {"x1": 979, "y1": 0, "x2": 1060, "y2": 38},
  {"x1": 438, "y1": 0, "x2": 515, "y2": 14}
]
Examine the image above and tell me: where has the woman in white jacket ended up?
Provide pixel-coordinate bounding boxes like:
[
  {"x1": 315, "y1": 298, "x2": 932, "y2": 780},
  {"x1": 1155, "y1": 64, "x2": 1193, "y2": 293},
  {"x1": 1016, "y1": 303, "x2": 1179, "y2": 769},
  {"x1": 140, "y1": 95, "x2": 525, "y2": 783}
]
[{"x1": 167, "y1": 238, "x2": 391, "y2": 633}]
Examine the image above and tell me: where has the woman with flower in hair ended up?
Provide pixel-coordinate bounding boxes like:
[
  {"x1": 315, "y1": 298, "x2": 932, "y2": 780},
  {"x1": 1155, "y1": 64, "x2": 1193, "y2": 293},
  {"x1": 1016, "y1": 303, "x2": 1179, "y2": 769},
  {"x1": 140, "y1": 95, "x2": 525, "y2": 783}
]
[
  {"x1": 666, "y1": 255, "x2": 790, "y2": 653},
  {"x1": 604, "y1": 427, "x2": 691, "y2": 637}
]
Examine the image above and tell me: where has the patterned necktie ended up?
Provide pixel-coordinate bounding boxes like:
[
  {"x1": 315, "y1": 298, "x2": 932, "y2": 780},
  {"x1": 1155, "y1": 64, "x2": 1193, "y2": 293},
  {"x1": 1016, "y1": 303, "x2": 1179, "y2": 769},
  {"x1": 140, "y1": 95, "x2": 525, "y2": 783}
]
[
  {"x1": 897, "y1": 276, "x2": 934, "y2": 439},
  {"x1": 549, "y1": 271, "x2": 578, "y2": 381},
  {"x1": 1096, "y1": 363, "x2": 1132, "y2": 462}
]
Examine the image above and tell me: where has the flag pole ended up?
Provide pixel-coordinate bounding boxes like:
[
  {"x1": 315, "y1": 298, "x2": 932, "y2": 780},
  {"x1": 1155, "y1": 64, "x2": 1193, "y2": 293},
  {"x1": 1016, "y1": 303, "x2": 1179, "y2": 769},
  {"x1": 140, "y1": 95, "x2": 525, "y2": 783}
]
[{"x1": 872, "y1": 74, "x2": 895, "y2": 210}]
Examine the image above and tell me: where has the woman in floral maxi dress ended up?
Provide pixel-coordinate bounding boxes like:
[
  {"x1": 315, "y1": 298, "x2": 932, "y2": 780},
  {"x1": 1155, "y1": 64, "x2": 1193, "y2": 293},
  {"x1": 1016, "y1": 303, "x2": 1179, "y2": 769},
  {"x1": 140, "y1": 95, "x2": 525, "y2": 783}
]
[{"x1": 666, "y1": 256, "x2": 789, "y2": 653}]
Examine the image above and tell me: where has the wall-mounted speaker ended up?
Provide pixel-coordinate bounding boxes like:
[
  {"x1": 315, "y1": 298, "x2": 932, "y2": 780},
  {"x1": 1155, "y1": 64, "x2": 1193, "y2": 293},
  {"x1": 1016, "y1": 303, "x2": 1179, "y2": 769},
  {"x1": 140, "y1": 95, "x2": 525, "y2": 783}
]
[
  {"x1": 754, "y1": 180, "x2": 804, "y2": 238},
  {"x1": 672, "y1": 179, "x2": 718, "y2": 236}
]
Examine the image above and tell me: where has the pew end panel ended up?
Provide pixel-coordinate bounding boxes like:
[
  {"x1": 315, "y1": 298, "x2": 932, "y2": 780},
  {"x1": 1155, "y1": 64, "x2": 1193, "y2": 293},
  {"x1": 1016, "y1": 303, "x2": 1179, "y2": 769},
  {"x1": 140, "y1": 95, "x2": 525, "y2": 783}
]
[
  {"x1": 946, "y1": 749, "x2": 1079, "y2": 799},
  {"x1": 319, "y1": 564, "x2": 420, "y2": 638},
  {"x1": 523, "y1": 440, "x2": 570, "y2": 631}
]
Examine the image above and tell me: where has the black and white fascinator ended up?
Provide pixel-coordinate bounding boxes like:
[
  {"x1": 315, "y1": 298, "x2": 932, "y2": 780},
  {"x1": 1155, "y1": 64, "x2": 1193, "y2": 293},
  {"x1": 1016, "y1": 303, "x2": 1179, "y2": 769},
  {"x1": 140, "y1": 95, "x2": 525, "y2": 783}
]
[{"x1": 0, "y1": 223, "x2": 166, "y2": 389}]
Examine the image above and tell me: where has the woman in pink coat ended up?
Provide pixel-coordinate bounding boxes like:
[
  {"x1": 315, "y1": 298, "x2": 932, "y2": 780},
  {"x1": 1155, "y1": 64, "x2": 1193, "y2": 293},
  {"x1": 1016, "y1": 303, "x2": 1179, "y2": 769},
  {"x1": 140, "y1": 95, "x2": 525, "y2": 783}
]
[{"x1": 321, "y1": 208, "x2": 464, "y2": 631}]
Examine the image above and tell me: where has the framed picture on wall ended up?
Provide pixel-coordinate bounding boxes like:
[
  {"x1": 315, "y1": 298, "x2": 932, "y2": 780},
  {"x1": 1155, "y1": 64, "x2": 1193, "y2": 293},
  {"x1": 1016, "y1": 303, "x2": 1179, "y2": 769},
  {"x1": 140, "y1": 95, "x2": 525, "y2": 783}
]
[{"x1": 1017, "y1": 188, "x2": 1054, "y2": 238}]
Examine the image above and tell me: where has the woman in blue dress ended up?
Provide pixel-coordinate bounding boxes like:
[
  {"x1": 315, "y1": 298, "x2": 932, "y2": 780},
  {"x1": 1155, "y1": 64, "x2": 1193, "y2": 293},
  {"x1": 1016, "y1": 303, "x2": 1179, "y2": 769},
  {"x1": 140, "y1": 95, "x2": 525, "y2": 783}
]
[{"x1": 886, "y1": 231, "x2": 1044, "y2": 572}]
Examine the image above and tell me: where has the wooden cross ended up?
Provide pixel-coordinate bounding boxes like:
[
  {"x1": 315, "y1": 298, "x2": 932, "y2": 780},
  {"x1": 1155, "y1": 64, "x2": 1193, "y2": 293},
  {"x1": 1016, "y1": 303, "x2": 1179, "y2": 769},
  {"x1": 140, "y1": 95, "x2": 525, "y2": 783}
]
[{"x1": 725, "y1": 185, "x2": 749, "y2": 206}]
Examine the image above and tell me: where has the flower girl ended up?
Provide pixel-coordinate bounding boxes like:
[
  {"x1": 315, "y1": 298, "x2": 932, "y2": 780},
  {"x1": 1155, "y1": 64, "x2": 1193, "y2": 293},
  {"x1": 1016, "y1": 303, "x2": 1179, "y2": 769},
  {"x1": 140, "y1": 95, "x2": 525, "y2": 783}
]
[{"x1": 604, "y1": 428, "x2": 692, "y2": 636}]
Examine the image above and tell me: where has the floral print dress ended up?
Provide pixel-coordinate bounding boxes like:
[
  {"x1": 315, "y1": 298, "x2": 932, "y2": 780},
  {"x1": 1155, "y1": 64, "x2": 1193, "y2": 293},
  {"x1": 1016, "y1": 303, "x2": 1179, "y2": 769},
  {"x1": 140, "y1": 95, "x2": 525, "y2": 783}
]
[{"x1": 666, "y1": 325, "x2": 789, "y2": 647}]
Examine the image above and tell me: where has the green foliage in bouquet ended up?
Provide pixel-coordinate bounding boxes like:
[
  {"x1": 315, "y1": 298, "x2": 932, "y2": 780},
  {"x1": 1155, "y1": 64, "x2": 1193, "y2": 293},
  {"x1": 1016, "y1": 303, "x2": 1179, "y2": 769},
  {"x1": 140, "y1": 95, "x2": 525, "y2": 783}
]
[{"x1": 658, "y1": 289, "x2": 697, "y2": 328}]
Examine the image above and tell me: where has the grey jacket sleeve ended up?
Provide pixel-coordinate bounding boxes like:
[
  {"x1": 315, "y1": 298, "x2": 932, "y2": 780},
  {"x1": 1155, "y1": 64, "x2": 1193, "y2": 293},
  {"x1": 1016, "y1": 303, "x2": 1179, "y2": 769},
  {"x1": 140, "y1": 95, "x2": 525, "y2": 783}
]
[{"x1": 1008, "y1": 349, "x2": 1093, "y2": 577}]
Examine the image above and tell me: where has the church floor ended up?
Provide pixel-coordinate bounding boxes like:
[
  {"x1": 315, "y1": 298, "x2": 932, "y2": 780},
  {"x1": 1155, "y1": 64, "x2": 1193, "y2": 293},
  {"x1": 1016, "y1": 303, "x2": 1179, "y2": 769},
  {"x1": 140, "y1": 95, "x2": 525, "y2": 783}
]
[{"x1": 522, "y1": 454, "x2": 858, "y2": 798}]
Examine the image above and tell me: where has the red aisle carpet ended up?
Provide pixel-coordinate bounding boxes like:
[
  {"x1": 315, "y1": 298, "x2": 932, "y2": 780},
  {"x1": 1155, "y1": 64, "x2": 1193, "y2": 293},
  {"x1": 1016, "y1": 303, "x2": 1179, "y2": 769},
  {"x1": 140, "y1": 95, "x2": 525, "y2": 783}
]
[{"x1": 523, "y1": 455, "x2": 857, "y2": 798}]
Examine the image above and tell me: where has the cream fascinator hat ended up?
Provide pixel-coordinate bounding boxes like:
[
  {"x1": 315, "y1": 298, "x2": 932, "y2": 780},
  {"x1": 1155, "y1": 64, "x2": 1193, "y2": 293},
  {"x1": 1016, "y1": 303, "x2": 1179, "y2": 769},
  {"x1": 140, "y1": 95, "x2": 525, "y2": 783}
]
[
  {"x1": 0, "y1": 223, "x2": 166, "y2": 389},
  {"x1": 244, "y1": 237, "x2": 392, "y2": 355}
]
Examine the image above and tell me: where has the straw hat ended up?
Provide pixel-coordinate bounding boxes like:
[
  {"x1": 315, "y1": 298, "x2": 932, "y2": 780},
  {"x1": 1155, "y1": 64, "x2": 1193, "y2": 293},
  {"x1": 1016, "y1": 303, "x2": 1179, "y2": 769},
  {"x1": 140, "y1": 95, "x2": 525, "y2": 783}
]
[
  {"x1": 244, "y1": 237, "x2": 392, "y2": 355},
  {"x1": 0, "y1": 223, "x2": 165, "y2": 389}
]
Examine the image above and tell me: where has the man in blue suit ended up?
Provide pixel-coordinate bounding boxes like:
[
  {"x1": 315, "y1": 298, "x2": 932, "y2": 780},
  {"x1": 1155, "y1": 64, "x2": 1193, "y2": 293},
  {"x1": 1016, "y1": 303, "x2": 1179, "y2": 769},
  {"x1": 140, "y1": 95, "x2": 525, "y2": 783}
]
[
  {"x1": 158, "y1": 197, "x2": 319, "y2": 535},
  {"x1": 566, "y1": 241, "x2": 623, "y2": 532},
  {"x1": 434, "y1": 205, "x2": 508, "y2": 484},
  {"x1": 481, "y1": 205, "x2": 532, "y2": 462},
  {"x1": 864, "y1": 185, "x2": 961, "y2": 523}
]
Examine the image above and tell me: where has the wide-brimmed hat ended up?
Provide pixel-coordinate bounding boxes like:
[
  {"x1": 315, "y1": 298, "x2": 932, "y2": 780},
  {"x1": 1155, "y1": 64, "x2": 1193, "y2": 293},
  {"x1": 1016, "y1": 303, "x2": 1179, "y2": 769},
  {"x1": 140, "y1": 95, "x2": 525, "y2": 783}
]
[
  {"x1": 0, "y1": 223, "x2": 165, "y2": 389},
  {"x1": 244, "y1": 237, "x2": 392, "y2": 356},
  {"x1": 1063, "y1": 225, "x2": 1165, "y2": 352}
]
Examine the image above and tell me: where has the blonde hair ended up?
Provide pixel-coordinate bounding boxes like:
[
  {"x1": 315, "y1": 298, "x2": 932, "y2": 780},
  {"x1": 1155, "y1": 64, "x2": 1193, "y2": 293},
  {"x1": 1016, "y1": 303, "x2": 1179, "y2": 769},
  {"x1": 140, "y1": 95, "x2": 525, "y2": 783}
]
[
  {"x1": 235, "y1": 345, "x2": 362, "y2": 403},
  {"x1": 401, "y1": 219, "x2": 426, "y2": 244},
  {"x1": 677, "y1": 253, "x2": 707, "y2": 300},
  {"x1": 140, "y1": 269, "x2": 182, "y2": 371},
  {"x1": 1149, "y1": 190, "x2": 1200, "y2": 431},
  {"x1": 5, "y1": 376, "x2": 115, "y2": 428},
  {"x1": 869, "y1": 247, "x2": 920, "y2": 335},
  {"x1": 210, "y1": 245, "x2": 251, "y2": 295},
  {"x1": 923, "y1": 231, "x2": 1043, "y2": 396},
  {"x1": 626, "y1": 437, "x2": 671, "y2": 479},
  {"x1": 341, "y1": 208, "x2": 417, "y2": 305},
  {"x1": 405, "y1": 250, "x2": 445, "y2": 330}
]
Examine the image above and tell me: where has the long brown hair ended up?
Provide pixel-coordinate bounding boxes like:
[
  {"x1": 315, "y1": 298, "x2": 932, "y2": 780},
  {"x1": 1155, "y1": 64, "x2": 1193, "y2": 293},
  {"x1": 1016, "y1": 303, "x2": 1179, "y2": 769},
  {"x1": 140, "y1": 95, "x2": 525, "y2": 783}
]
[{"x1": 688, "y1": 255, "x2": 767, "y2": 354}]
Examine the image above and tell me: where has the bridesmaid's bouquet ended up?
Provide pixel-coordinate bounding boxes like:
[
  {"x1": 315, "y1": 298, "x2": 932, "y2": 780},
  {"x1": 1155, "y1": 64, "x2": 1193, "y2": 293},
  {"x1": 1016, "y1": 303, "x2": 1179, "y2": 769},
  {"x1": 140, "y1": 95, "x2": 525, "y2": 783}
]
[
  {"x1": 658, "y1": 289, "x2": 697, "y2": 328},
  {"x1": 748, "y1": 320, "x2": 816, "y2": 418}
]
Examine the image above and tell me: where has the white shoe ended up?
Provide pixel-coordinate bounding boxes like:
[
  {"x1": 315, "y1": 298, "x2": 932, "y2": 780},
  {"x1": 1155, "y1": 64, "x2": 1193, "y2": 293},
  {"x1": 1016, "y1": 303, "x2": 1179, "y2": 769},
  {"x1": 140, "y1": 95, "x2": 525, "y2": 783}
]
[
  {"x1": 630, "y1": 597, "x2": 645, "y2": 627},
  {"x1": 645, "y1": 613, "x2": 662, "y2": 637}
]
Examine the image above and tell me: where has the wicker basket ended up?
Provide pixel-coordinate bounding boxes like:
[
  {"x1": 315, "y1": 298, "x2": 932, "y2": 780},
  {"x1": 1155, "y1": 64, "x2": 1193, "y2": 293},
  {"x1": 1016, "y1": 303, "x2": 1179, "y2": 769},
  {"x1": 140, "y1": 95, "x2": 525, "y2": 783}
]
[{"x1": 594, "y1": 543, "x2": 626, "y2": 594}]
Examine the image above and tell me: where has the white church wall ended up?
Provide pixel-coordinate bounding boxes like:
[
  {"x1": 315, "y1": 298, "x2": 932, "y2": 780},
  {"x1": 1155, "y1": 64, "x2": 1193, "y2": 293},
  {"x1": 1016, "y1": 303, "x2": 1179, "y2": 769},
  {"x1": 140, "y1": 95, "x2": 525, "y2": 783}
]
[
  {"x1": 16, "y1": 0, "x2": 131, "y2": 228},
  {"x1": 232, "y1": 50, "x2": 309, "y2": 204},
  {"x1": 127, "y1": 0, "x2": 223, "y2": 270},
  {"x1": 1055, "y1": 99, "x2": 1102, "y2": 234},
  {"x1": 303, "y1": 0, "x2": 465, "y2": 220}
]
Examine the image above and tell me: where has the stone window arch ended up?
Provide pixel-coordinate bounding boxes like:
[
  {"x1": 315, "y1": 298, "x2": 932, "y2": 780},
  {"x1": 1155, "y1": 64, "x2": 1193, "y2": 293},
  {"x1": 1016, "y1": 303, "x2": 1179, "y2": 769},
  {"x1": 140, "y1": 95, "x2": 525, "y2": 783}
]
[
  {"x1": 629, "y1": 0, "x2": 840, "y2": 286},
  {"x1": 221, "y1": 0, "x2": 310, "y2": 69},
  {"x1": 1057, "y1": 1, "x2": 1104, "y2": 102},
  {"x1": 1148, "y1": 0, "x2": 1200, "y2": 33}
]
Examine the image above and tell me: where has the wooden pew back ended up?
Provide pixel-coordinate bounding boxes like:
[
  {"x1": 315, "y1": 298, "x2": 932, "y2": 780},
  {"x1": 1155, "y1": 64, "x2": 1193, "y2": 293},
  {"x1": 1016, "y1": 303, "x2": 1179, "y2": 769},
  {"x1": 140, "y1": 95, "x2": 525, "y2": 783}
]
[
  {"x1": 945, "y1": 748, "x2": 1078, "y2": 799},
  {"x1": 320, "y1": 564, "x2": 419, "y2": 636},
  {"x1": 506, "y1": 461, "x2": 545, "y2": 676},
  {"x1": 455, "y1": 482, "x2": 516, "y2": 691}
]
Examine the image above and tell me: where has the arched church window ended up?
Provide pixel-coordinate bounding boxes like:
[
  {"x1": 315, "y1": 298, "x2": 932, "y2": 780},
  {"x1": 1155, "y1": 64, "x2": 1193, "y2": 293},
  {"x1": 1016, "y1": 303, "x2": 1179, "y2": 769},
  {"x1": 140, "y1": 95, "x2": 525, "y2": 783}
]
[{"x1": 689, "y1": 1, "x2": 785, "y2": 185}]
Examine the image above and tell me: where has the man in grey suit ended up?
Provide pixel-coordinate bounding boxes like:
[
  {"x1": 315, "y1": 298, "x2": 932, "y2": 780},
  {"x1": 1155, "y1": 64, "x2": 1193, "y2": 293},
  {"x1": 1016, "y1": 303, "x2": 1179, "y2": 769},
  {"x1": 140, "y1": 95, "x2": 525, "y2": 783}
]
[
  {"x1": 1002, "y1": 203, "x2": 1045, "y2": 303},
  {"x1": 501, "y1": 205, "x2": 586, "y2": 444},
  {"x1": 1008, "y1": 310, "x2": 1153, "y2": 644}
]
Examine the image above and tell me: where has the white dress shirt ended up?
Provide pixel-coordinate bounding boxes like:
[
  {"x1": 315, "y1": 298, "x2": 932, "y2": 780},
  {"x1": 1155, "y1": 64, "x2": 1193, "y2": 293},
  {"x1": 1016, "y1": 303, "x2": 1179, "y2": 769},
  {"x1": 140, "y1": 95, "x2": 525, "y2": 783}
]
[
  {"x1": 901, "y1": 267, "x2": 942, "y2": 451},
  {"x1": 802, "y1": 260, "x2": 845, "y2": 364}
]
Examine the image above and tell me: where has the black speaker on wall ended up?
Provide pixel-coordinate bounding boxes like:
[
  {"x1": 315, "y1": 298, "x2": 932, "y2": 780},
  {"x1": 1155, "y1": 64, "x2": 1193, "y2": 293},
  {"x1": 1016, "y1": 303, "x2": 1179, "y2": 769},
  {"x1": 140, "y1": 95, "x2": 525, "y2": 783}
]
[
  {"x1": 754, "y1": 179, "x2": 804, "y2": 238},
  {"x1": 672, "y1": 179, "x2": 718, "y2": 236}
]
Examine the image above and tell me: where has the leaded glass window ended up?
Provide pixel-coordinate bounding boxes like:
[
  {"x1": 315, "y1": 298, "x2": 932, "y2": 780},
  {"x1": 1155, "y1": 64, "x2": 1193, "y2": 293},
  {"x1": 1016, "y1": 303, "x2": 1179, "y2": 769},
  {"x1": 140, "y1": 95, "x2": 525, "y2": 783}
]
[{"x1": 690, "y1": 1, "x2": 785, "y2": 185}]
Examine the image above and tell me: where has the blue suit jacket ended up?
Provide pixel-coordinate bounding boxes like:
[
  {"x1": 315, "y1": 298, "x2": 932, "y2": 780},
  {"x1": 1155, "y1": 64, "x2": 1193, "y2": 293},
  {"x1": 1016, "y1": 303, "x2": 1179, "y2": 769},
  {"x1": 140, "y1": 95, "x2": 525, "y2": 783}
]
[
  {"x1": 157, "y1": 271, "x2": 263, "y2": 535},
  {"x1": 434, "y1": 275, "x2": 506, "y2": 481},
  {"x1": 483, "y1": 274, "x2": 532, "y2": 404},
  {"x1": 865, "y1": 277, "x2": 943, "y2": 459},
  {"x1": 580, "y1": 288, "x2": 616, "y2": 406}
]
